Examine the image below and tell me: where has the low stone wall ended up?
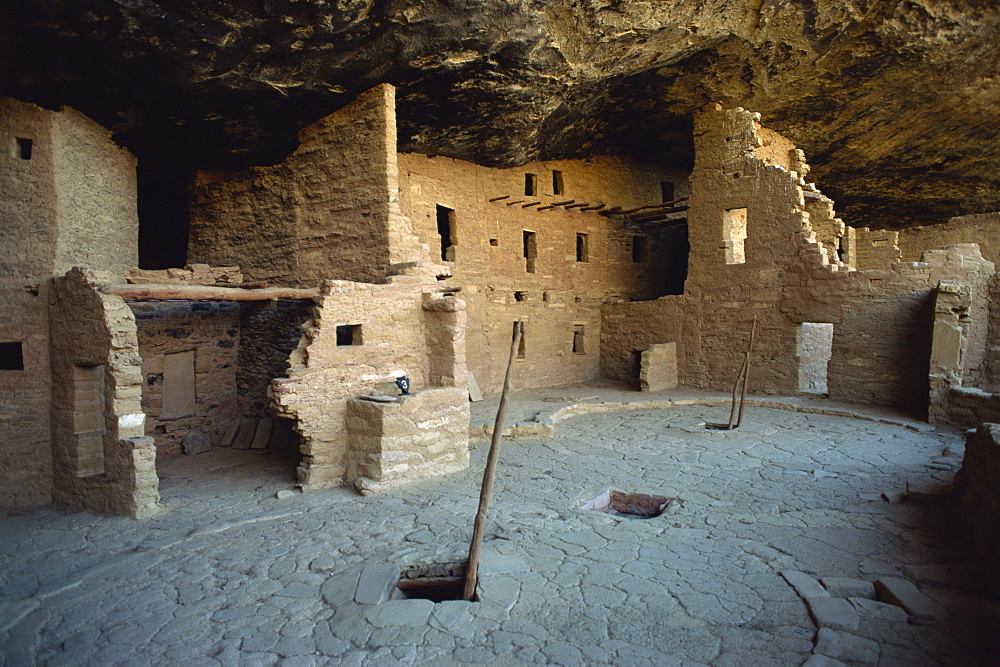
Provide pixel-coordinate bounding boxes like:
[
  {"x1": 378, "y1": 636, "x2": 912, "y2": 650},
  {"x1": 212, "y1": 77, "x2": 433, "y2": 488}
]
[
  {"x1": 345, "y1": 387, "x2": 470, "y2": 494},
  {"x1": 953, "y1": 424, "x2": 1000, "y2": 579}
]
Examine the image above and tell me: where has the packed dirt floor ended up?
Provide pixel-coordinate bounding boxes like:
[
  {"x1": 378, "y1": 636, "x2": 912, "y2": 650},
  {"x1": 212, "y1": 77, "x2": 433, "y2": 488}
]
[{"x1": 2, "y1": 385, "x2": 998, "y2": 665}]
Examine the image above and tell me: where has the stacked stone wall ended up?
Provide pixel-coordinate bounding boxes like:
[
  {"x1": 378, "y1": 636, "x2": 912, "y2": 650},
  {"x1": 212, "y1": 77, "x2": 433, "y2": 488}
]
[
  {"x1": 954, "y1": 424, "x2": 1000, "y2": 582},
  {"x1": 1, "y1": 98, "x2": 139, "y2": 508},
  {"x1": 132, "y1": 301, "x2": 240, "y2": 455},
  {"x1": 271, "y1": 264, "x2": 466, "y2": 490},
  {"x1": 898, "y1": 212, "x2": 1000, "y2": 265},
  {"x1": 854, "y1": 228, "x2": 902, "y2": 271},
  {"x1": 398, "y1": 153, "x2": 689, "y2": 393},
  {"x1": 49, "y1": 269, "x2": 157, "y2": 519},
  {"x1": 189, "y1": 85, "x2": 426, "y2": 286},
  {"x1": 0, "y1": 99, "x2": 57, "y2": 506}
]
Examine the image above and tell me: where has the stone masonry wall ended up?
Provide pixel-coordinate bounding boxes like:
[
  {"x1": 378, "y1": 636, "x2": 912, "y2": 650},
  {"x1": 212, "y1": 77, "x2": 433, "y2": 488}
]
[
  {"x1": 602, "y1": 104, "x2": 994, "y2": 417},
  {"x1": 189, "y1": 85, "x2": 427, "y2": 286},
  {"x1": 271, "y1": 263, "x2": 465, "y2": 490},
  {"x1": 854, "y1": 228, "x2": 902, "y2": 271},
  {"x1": 0, "y1": 98, "x2": 57, "y2": 506},
  {"x1": 898, "y1": 212, "x2": 1000, "y2": 265},
  {"x1": 51, "y1": 107, "x2": 138, "y2": 276},
  {"x1": 398, "y1": 153, "x2": 689, "y2": 394},
  {"x1": 953, "y1": 423, "x2": 1000, "y2": 582},
  {"x1": 1, "y1": 99, "x2": 139, "y2": 508},
  {"x1": 132, "y1": 301, "x2": 240, "y2": 456},
  {"x1": 49, "y1": 269, "x2": 158, "y2": 519}
]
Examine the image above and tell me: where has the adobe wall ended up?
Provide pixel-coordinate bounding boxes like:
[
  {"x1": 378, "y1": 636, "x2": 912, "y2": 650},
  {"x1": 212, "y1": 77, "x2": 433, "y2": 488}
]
[
  {"x1": 51, "y1": 108, "x2": 138, "y2": 275},
  {"x1": 49, "y1": 269, "x2": 158, "y2": 519},
  {"x1": 271, "y1": 262, "x2": 467, "y2": 490},
  {"x1": 398, "y1": 153, "x2": 690, "y2": 393},
  {"x1": 898, "y1": 212, "x2": 1000, "y2": 265},
  {"x1": 132, "y1": 301, "x2": 240, "y2": 455},
  {"x1": 0, "y1": 99, "x2": 139, "y2": 508},
  {"x1": 0, "y1": 99, "x2": 57, "y2": 506},
  {"x1": 953, "y1": 424, "x2": 1000, "y2": 585},
  {"x1": 189, "y1": 85, "x2": 427, "y2": 286},
  {"x1": 602, "y1": 104, "x2": 993, "y2": 416}
]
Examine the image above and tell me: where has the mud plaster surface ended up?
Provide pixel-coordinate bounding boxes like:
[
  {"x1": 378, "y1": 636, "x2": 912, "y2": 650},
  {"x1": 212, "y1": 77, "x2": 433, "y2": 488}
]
[{"x1": 1, "y1": 390, "x2": 998, "y2": 665}]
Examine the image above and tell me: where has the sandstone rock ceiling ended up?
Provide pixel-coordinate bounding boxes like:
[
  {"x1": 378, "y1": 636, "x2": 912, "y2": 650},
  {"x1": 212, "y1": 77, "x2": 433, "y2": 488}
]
[{"x1": 3, "y1": 0, "x2": 999, "y2": 229}]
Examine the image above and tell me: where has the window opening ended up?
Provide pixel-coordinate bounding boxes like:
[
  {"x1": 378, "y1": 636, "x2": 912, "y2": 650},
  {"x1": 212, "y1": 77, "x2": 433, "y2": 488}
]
[
  {"x1": 514, "y1": 322, "x2": 526, "y2": 358},
  {"x1": 542, "y1": 292, "x2": 549, "y2": 303},
  {"x1": 576, "y1": 233, "x2": 589, "y2": 262},
  {"x1": 489, "y1": 238, "x2": 499, "y2": 247},
  {"x1": 572, "y1": 325, "x2": 585, "y2": 354},
  {"x1": 524, "y1": 173, "x2": 537, "y2": 197},
  {"x1": 336, "y1": 324, "x2": 363, "y2": 347},
  {"x1": 435, "y1": 205, "x2": 456, "y2": 261},
  {"x1": 632, "y1": 235, "x2": 647, "y2": 263},
  {"x1": 630, "y1": 350, "x2": 643, "y2": 379},
  {"x1": 661, "y1": 181, "x2": 675, "y2": 202},
  {"x1": 73, "y1": 364, "x2": 106, "y2": 477},
  {"x1": 723, "y1": 207, "x2": 748, "y2": 265},
  {"x1": 0, "y1": 342, "x2": 24, "y2": 370},
  {"x1": 514, "y1": 291, "x2": 527, "y2": 302},
  {"x1": 552, "y1": 170, "x2": 564, "y2": 195},
  {"x1": 523, "y1": 231, "x2": 537, "y2": 273},
  {"x1": 797, "y1": 323, "x2": 834, "y2": 395},
  {"x1": 16, "y1": 138, "x2": 33, "y2": 160}
]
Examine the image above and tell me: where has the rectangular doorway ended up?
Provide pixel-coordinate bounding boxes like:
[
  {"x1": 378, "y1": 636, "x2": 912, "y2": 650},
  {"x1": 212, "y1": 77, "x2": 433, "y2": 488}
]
[{"x1": 797, "y1": 323, "x2": 833, "y2": 394}]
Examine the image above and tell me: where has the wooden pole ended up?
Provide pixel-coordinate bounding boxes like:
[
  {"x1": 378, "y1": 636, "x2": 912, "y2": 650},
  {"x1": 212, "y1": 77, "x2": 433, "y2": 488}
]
[
  {"x1": 101, "y1": 283, "x2": 319, "y2": 302},
  {"x1": 463, "y1": 320, "x2": 522, "y2": 601},
  {"x1": 735, "y1": 315, "x2": 758, "y2": 427}
]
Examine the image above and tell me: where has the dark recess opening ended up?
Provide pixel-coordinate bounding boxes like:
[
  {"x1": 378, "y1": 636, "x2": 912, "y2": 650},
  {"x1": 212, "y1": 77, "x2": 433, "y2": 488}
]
[
  {"x1": 0, "y1": 342, "x2": 24, "y2": 370},
  {"x1": 514, "y1": 291, "x2": 527, "y2": 302},
  {"x1": 514, "y1": 322, "x2": 526, "y2": 358},
  {"x1": 138, "y1": 159, "x2": 190, "y2": 269},
  {"x1": 16, "y1": 138, "x2": 32, "y2": 160},
  {"x1": 524, "y1": 173, "x2": 537, "y2": 197},
  {"x1": 576, "y1": 233, "x2": 589, "y2": 262},
  {"x1": 552, "y1": 170, "x2": 564, "y2": 195},
  {"x1": 523, "y1": 231, "x2": 537, "y2": 273},
  {"x1": 660, "y1": 220, "x2": 689, "y2": 296},
  {"x1": 632, "y1": 235, "x2": 647, "y2": 263},
  {"x1": 336, "y1": 324, "x2": 362, "y2": 347},
  {"x1": 661, "y1": 181, "x2": 675, "y2": 202},
  {"x1": 630, "y1": 350, "x2": 643, "y2": 379},
  {"x1": 572, "y1": 325, "x2": 585, "y2": 354},
  {"x1": 436, "y1": 205, "x2": 455, "y2": 261}
]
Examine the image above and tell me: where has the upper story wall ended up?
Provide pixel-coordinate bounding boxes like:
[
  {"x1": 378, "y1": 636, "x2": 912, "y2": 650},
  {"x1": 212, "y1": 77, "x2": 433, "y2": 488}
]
[
  {"x1": 398, "y1": 153, "x2": 690, "y2": 392},
  {"x1": 189, "y1": 85, "x2": 427, "y2": 286}
]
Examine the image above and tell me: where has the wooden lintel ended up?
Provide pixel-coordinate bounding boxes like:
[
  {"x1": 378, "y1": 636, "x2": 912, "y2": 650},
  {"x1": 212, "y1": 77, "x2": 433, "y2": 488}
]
[
  {"x1": 537, "y1": 205, "x2": 557, "y2": 211},
  {"x1": 521, "y1": 201, "x2": 542, "y2": 208},
  {"x1": 102, "y1": 283, "x2": 320, "y2": 302},
  {"x1": 551, "y1": 200, "x2": 575, "y2": 207},
  {"x1": 564, "y1": 202, "x2": 589, "y2": 209},
  {"x1": 580, "y1": 203, "x2": 606, "y2": 212},
  {"x1": 488, "y1": 195, "x2": 510, "y2": 202},
  {"x1": 505, "y1": 199, "x2": 526, "y2": 206}
]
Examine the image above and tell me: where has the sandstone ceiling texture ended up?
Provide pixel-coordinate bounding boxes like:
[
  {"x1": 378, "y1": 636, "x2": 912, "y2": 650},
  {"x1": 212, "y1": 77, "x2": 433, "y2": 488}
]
[{"x1": 2, "y1": 0, "x2": 999, "y2": 230}]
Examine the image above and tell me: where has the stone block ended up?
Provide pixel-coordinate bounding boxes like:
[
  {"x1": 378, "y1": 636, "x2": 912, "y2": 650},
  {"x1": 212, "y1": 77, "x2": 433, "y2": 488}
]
[
  {"x1": 355, "y1": 561, "x2": 399, "y2": 605},
  {"x1": 820, "y1": 577, "x2": 875, "y2": 600},
  {"x1": 181, "y1": 429, "x2": 212, "y2": 455},
  {"x1": 781, "y1": 570, "x2": 829, "y2": 600},
  {"x1": 812, "y1": 628, "x2": 879, "y2": 666},
  {"x1": 874, "y1": 577, "x2": 950, "y2": 621},
  {"x1": 806, "y1": 596, "x2": 860, "y2": 631}
]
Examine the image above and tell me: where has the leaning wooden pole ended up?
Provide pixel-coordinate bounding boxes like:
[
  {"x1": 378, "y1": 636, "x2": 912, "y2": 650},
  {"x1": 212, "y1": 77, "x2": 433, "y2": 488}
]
[
  {"x1": 735, "y1": 315, "x2": 758, "y2": 428},
  {"x1": 463, "y1": 320, "x2": 522, "y2": 601}
]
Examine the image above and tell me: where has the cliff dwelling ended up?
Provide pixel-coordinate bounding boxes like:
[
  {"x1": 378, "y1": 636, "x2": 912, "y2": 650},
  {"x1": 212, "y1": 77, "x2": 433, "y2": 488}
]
[{"x1": 2, "y1": 1, "x2": 1000, "y2": 664}]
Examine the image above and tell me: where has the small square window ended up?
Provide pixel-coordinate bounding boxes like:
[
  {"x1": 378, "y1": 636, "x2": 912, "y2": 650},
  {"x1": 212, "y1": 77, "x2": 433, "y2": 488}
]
[
  {"x1": 0, "y1": 342, "x2": 24, "y2": 370},
  {"x1": 336, "y1": 324, "x2": 363, "y2": 347},
  {"x1": 489, "y1": 238, "x2": 499, "y2": 247},
  {"x1": 514, "y1": 291, "x2": 527, "y2": 302},
  {"x1": 16, "y1": 138, "x2": 33, "y2": 160}
]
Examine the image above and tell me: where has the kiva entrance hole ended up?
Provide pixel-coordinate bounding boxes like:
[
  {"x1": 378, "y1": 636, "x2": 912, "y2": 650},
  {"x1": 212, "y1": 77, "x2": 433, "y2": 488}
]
[
  {"x1": 395, "y1": 560, "x2": 470, "y2": 602},
  {"x1": 582, "y1": 489, "x2": 673, "y2": 520}
]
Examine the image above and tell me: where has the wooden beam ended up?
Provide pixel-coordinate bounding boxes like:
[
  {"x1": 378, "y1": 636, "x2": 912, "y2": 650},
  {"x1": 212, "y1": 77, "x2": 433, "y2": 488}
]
[
  {"x1": 101, "y1": 283, "x2": 320, "y2": 302},
  {"x1": 579, "y1": 203, "x2": 606, "y2": 212},
  {"x1": 488, "y1": 195, "x2": 510, "y2": 202}
]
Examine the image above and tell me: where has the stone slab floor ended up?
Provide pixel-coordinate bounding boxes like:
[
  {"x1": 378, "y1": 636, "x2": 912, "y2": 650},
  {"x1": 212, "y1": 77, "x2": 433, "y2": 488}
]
[{"x1": 2, "y1": 397, "x2": 999, "y2": 666}]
